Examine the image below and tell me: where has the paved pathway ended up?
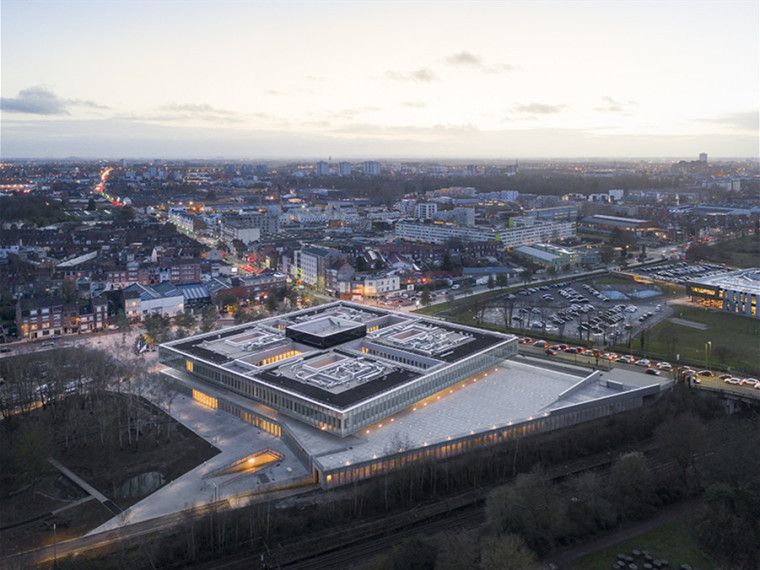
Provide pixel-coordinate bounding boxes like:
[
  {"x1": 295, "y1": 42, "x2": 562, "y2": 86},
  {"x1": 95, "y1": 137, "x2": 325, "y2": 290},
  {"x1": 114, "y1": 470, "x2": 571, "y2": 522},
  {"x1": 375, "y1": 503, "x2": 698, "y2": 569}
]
[
  {"x1": 544, "y1": 498, "x2": 702, "y2": 569},
  {"x1": 47, "y1": 457, "x2": 122, "y2": 515}
]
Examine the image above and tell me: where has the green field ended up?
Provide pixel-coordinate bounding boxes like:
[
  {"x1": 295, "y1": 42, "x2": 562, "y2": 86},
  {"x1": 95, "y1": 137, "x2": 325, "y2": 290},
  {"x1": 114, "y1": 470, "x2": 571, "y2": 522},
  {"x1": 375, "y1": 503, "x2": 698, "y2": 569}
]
[
  {"x1": 620, "y1": 305, "x2": 760, "y2": 374},
  {"x1": 687, "y1": 234, "x2": 760, "y2": 268},
  {"x1": 572, "y1": 520, "x2": 715, "y2": 570},
  {"x1": 572, "y1": 516, "x2": 715, "y2": 570}
]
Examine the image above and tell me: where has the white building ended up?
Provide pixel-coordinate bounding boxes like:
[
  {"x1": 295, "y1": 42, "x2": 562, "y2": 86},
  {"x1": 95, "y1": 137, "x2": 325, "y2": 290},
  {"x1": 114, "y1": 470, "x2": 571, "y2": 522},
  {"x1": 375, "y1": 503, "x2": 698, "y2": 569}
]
[
  {"x1": 315, "y1": 161, "x2": 330, "y2": 176},
  {"x1": 362, "y1": 274, "x2": 401, "y2": 297},
  {"x1": 363, "y1": 161, "x2": 381, "y2": 176},
  {"x1": 415, "y1": 203, "x2": 438, "y2": 220},
  {"x1": 338, "y1": 162, "x2": 352, "y2": 176},
  {"x1": 220, "y1": 221, "x2": 261, "y2": 246}
]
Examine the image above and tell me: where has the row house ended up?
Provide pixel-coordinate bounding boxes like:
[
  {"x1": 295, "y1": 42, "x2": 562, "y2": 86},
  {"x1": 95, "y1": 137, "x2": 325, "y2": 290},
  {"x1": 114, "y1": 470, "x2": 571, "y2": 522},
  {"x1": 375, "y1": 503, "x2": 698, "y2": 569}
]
[
  {"x1": 208, "y1": 272, "x2": 288, "y2": 303},
  {"x1": 16, "y1": 296, "x2": 108, "y2": 340}
]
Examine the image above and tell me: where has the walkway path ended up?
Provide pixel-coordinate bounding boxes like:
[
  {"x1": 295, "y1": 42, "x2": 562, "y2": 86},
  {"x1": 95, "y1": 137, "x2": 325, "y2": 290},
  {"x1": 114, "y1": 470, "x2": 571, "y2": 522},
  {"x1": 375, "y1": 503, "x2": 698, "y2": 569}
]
[
  {"x1": 544, "y1": 498, "x2": 702, "y2": 569},
  {"x1": 47, "y1": 457, "x2": 122, "y2": 515}
]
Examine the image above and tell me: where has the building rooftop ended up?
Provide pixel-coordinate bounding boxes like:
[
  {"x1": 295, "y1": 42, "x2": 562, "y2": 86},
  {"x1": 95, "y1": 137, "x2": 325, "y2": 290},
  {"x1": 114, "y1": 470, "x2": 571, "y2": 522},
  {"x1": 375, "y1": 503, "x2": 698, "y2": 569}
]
[
  {"x1": 162, "y1": 301, "x2": 512, "y2": 411},
  {"x1": 690, "y1": 268, "x2": 760, "y2": 296},
  {"x1": 279, "y1": 358, "x2": 661, "y2": 473}
]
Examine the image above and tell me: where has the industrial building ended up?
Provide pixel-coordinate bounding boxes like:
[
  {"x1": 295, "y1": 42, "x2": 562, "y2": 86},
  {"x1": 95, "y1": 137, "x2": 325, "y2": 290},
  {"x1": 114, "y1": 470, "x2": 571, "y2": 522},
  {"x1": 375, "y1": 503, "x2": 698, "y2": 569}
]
[{"x1": 160, "y1": 301, "x2": 662, "y2": 488}]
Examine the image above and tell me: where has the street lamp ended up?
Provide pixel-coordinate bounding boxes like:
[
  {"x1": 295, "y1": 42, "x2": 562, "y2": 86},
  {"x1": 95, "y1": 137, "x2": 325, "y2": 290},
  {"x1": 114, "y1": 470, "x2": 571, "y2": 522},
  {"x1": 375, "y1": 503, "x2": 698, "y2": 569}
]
[{"x1": 705, "y1": 341, "x2": 711, "y2": 370}]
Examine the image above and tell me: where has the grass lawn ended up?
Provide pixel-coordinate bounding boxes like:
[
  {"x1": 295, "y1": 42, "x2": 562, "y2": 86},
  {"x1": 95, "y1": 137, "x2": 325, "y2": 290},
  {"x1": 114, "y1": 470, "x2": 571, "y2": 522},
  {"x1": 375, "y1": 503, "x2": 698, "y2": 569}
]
[
  {"x1": 624, "y1": 305, "x2": 760, "y2": 374},
  {"x1": 572, "y1": 516, "x2": 716, "y2": 570},
  {"x1": 590, "y1": 274, "x2": 644, "y2": 286},
  {"x1": 687, "y1": 234, "x2": 760, "y2": 268}
]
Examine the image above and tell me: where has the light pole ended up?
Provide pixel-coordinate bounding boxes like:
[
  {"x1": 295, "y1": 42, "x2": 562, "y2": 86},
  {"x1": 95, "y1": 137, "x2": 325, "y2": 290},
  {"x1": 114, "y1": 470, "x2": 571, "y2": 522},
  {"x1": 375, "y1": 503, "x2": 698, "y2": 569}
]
[
  {"x1": 705, "y1": 341, "x2": 711, "y2": 370},
  {"x1": 53, "y1": 522, "x2": 57, "y2": 568}
]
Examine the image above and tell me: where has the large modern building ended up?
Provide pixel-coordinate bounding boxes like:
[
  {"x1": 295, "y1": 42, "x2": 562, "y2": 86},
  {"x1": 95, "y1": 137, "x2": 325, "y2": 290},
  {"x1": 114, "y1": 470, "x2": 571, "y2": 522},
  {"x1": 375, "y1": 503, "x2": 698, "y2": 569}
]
[
  {"x1": 687, "y1": 268, "x2": 760, "y2": 318},
  {"x1": 395, "y1": 220, "x2": 575, "y2": 246},
  {"x1": 159, "y1": 302, "x2": 663, "y2": 489}
]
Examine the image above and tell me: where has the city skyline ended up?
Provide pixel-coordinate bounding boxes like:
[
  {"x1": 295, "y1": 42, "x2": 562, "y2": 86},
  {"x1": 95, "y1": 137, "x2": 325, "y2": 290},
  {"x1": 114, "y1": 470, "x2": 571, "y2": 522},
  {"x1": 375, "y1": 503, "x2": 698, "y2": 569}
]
[{"x1": 1, "y1": 0, "x2": 758, "y2": 159}]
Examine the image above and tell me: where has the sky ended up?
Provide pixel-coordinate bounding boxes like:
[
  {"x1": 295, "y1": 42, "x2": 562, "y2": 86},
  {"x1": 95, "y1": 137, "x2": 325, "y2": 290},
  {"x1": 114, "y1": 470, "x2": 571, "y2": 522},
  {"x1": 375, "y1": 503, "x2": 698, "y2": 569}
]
[{"x1": 1, "y1": 0, "x2": 758, "y2": 160}]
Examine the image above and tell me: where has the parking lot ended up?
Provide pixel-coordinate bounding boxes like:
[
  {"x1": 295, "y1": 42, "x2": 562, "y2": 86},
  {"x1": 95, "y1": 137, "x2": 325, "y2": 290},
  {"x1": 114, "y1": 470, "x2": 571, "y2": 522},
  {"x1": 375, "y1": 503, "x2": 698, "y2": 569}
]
[
  {"x1": 484, "y1": 279, "x2": 674, "y2": 345},
  {"x1": 630, "y1": 261, "x2": 734, "y2": 284}
]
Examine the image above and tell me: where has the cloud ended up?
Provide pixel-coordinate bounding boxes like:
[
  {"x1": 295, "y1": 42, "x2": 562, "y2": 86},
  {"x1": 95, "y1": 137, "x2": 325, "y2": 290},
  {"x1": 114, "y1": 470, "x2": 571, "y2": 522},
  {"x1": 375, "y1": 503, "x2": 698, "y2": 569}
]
[
  {"x1": 446, "y1": 51, "x2": 483, "y2": 67},
  {"x1": 701, "y1": 110, "x2": 758, "y2": 133},
  {"x1": 160, "y1": 103, "x2": 235, "y2": 117},
  {"x1": 445, "y1": 51, "x2": 517, "y2": 73},
  {"x1": 513, "y1": 103, "x2": 567, "y2": 116},
  {"x1": 402, "y1": 101, "x2": 426, "y2": 109},
  {"x1": 1, "y1": 86, "x2": 108, "y2": 115},
  {"x1": 115, "y1": 102, "x2": 245, "y2": 125},
  {"x1": 385, "y1": 68, "x2": 436, "y2": 82},
  {"x1": 328, "y1": 122, "x2": 479, "y2": 140},
  {"x1": 330, "y1": 107, "x2": 382, "y2": 120},
  {"x1": 595, "y1": 96, "x2": 636, "y2": 115}
]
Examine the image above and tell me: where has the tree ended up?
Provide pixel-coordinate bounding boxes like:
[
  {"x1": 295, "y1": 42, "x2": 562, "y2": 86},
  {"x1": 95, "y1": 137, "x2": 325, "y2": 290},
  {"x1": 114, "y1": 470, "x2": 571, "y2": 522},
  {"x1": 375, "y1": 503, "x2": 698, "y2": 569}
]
[
  {"x1": 215, "y1": 293, "x2": 239, "y2": 313},
  {"x1": 486, "y1": 468, "x2": 567, "y2": 555},
  {"x1": 487, "y1": 275, "x2": 495, "y2": 289},
  {"x1": 232, "y1": 239, "x2": 247, "y2": 256},
  {"x1": 608, "y1": 452, "x2": 655, "y2": 520},
  {"x1": 143, "y1": 313, "x2": 172, "y2": 346},
  {"x1": 440, "y1": 253, "x2": 454, "y2": 272},
  {"x1": 520, "y1": 269, "x2": 533, "y2": 285},
  {"x1": 116, "y1": 205, "x2": 135, "y2": 221},
  {"x1": 654, "y1": 413, "x2": 708, "y2": 492},
  {"x1": 174, "y1": 309, "x2": 197, "y2": 337},
  {"x1": 480, "y1": 533, "x2": 539, "y2": 570},
  {"x1": 495, "y1": 273, "x2": 508, "y2": 288},
  {"x1": 200, "y1": 305, "x2": 218, "y2": 332},
  {"x1": 86, "y1": 197, "x2": 96, "y2": 211},
  {"x1": 600, "y1": 243, "x2": 616, "y2": 264},
  {"x1": 114, "y1": 310, "x2": 131, "y2": 344},
  {"x1": 61, "y1": 277, "x2": 80, "y2": 303},
  {"x1": 565, "y1": 472, "x2": 615, "y2": 538},
  {"x1": 234, "y1": 306, "x2": 262, "y2": 324},
  {"x1": 420, "y1": 287, "x2": 431, "y2": 306}
]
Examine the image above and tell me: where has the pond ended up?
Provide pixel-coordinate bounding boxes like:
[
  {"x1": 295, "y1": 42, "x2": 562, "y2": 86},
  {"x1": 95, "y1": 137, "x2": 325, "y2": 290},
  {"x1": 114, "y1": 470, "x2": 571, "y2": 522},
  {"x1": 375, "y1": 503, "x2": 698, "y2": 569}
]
[{"x1": 114, "y1": 472, "x2": 165, "y2": 498}]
